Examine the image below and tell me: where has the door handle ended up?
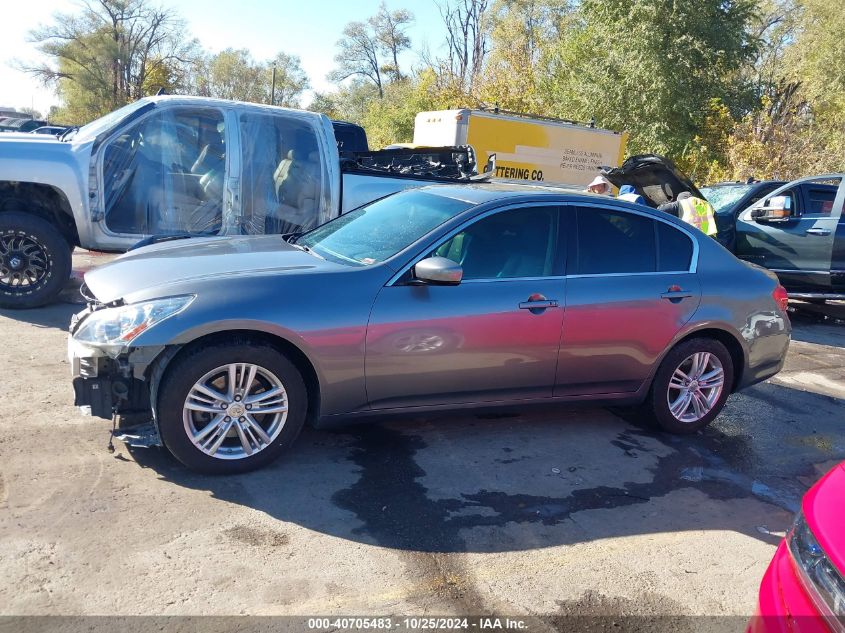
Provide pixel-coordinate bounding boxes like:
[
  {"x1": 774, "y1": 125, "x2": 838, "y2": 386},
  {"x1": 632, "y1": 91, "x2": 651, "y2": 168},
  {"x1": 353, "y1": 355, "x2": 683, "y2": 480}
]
[
  {"x1": 519, "y1": 299, "x2": 559, "y2": 310},
  {"x1": 660, "y1": 290, "x2": 693, "y2": 301},
  {"x1": 805, "y1": 228, "x2": 831, "y2": 236}
]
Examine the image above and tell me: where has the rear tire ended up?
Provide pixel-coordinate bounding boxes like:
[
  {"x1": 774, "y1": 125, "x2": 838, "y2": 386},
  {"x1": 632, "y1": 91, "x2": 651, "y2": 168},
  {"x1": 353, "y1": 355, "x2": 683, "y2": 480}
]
[
  {"x1": 157, "y1": 340, "x2": 308, "y2": 474},
  {"x1": 645, "y1": 337, "x2": 734, "y2": 434},
  {"x1": 0, "y1": 212, "x2": 72, "y2": 309}
]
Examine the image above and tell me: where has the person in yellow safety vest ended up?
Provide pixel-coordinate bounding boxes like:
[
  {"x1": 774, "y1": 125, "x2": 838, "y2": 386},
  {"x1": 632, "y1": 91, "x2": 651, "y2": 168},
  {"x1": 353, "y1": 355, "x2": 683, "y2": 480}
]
[{"x1": 659, "y1": 191, "x2": 718, "y2": 237}]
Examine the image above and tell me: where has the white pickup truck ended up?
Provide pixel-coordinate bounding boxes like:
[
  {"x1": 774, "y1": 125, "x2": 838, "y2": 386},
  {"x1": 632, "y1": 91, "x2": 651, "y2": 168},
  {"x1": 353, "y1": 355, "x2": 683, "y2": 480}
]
[{"x1": 0, "y1": 95, "x2": 485, "y2": 308}]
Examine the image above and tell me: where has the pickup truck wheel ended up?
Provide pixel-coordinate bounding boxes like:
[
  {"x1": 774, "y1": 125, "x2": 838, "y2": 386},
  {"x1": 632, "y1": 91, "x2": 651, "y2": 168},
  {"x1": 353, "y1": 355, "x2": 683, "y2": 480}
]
[
  {"x1": 645, "y1": 338, "x2": 734, "y2": 435},
  {"x1": 0, "y1": 213, "x2": 72, "y2": 309},
  {"x1": 157, "y1": 342, "x2": 308, "y2": 474}
]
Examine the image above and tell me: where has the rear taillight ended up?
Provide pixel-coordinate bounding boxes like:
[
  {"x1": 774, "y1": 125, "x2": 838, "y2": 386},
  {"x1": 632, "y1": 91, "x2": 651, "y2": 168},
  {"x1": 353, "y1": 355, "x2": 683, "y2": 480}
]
[{"x1": 773, "y1": 284, "x2": 789, "y2": 311}]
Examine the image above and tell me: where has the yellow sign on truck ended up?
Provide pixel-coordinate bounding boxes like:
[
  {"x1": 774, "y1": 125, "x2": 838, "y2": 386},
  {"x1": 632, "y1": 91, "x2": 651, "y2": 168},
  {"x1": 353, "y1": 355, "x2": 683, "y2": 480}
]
[{"x1": 413, "y1": 109, "x2": 628, "y2": 187}]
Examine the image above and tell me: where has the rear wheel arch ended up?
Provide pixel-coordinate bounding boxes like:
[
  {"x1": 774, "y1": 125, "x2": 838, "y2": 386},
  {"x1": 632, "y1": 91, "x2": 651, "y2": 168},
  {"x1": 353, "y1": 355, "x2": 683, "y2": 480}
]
[
  {"x1": 152, "y1": 329, "x2": 322, "y2": 426},
  {"x1": 669, "y1": 327, "x2": 746, "y2": 392}
]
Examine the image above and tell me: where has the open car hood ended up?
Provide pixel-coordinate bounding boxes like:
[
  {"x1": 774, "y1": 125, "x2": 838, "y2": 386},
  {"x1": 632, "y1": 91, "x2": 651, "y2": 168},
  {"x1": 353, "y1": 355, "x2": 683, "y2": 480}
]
[{"x1": 602, "y1": 154, "x2": 703, "y2": 207}]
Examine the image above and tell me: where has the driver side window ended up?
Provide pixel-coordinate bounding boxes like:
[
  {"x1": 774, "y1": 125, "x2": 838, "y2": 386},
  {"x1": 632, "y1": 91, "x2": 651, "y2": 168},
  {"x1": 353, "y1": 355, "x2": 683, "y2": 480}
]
[
  {"x1": 102, "y1": 107, "x2": 225, "y2": 236},
  {"x1": 433, "y1": 206, "x2": 560, "y2": 280}
]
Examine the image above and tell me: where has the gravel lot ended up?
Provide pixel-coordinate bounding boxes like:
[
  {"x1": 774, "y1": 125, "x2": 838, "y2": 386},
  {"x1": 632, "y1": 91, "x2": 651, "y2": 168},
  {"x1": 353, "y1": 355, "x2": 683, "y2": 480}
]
[{"x1": 1, "y1": 250, "x2": 843, "y2": 628}]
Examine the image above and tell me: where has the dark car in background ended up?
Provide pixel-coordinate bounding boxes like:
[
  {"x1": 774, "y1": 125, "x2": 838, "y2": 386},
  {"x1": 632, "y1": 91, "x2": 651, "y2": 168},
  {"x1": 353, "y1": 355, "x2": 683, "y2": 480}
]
[
  {"x1": 1, "y1": 118, "x2": 48, "y2": 133},
  {"x1": 733, "y1": 175, "x2": 844, "y2": 300},
  {"x1": 605, "y1": 156, "x2": 845, "y2": 300}
]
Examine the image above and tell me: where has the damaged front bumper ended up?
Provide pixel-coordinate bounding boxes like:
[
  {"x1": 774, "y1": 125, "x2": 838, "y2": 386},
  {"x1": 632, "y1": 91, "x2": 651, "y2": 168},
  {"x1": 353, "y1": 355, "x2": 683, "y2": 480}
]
[
  {"x1": 67, "y1": 335, "x2": 140, "y2": 419},
  {"x1": 68, "y1": 307, "x2": 168, "y2": 447}
]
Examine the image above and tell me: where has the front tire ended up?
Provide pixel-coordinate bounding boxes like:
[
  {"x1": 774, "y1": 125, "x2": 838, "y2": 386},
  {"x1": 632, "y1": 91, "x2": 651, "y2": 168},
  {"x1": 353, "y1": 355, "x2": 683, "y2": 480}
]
[
  {"x1": 157, "y1": 341, "x2": 308, "y2": 474},
  {"x1": 645, "y1": 338, "x2": 734, "y2": 434},
  {"x1": 0, "y1": 213, "x2": 72, "y2": 309}
]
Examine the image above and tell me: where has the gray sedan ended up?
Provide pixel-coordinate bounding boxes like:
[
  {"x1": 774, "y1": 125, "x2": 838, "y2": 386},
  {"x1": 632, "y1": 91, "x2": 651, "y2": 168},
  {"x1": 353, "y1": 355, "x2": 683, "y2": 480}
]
[{"x1": 68, "y1": 184, "x2": 791, "y2": 474}]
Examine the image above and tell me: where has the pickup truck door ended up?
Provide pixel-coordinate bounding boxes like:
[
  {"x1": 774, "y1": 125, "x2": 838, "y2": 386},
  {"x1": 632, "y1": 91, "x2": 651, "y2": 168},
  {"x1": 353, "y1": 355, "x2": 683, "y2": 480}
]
[
  {"x1": 237, "y1": 110, "x2": 338, "y2": 234},
  {"x1": 735, "y1": 178, "x2": 843, "y2": 293},
  {"x1": 98, "y1": 104, "x2": 231, "y2": 238}
]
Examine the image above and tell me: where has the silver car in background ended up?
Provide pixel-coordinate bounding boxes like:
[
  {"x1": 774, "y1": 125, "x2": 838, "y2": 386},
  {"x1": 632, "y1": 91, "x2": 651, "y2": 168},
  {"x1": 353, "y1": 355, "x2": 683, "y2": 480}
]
[{"x1": 68, "y1": 184, "x2": 791, "y2": 474}]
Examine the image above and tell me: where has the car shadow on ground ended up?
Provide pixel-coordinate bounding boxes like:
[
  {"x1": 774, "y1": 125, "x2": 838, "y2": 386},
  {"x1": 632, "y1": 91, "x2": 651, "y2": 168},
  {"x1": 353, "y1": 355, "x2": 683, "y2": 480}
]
[
  {"x1": 0, "y1": 299, "x2": 81, "y2": 330},
  {"x1": 127, "y1": 379, "x2": 845, "y2": 555}
]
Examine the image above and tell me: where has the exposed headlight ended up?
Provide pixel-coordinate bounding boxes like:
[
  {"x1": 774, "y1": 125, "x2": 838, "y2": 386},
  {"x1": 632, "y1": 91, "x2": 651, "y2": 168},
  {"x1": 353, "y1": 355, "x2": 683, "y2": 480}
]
[
  {"x1": 74, "y1": 295, "x2": 194, "y2": 350},
  {"x1": 788, "y1": 511, "x2": 845, "y2": 629}
]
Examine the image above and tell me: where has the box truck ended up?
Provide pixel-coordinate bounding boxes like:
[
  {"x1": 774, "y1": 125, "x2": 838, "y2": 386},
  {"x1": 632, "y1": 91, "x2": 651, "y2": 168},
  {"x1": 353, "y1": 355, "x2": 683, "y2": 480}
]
[{"x1": 413, "y1": 108, "x2": 628, "y2": 187}]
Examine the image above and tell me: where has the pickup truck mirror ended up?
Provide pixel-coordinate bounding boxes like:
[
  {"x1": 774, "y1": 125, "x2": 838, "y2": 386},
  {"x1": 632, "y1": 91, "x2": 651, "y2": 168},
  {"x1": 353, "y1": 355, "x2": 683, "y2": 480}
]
[
  {"x1": 414, "y1": 257, "x2": 463, "y2": 285},
  {"x1": 752, "y1": 195, "x2": 792, "y2": 222}
]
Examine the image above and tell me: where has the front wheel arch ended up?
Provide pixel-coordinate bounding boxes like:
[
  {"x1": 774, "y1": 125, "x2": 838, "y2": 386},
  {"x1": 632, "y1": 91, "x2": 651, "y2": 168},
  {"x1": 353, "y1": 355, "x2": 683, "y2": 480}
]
[{"x1": 149, "y1": 330, "x2": 321, "y2": 428}]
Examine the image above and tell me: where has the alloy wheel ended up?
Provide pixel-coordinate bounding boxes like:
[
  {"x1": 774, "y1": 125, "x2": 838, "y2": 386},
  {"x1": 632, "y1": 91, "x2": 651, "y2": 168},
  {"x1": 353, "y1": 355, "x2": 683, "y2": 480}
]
[
  {"x1": 182, "y1": 363, "x2": 289, "y2": 460},
  {"x1": 0, "y1": 234, "x2": 48, "y2": 291},
  {"x1": 666, "y1": 352, "x2": 725, "y2": 423}
]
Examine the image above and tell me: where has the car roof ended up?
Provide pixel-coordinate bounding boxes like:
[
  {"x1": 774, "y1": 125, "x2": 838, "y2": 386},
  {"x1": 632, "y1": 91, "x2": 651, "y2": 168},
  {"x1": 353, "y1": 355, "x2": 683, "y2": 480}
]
[{"x1": 412, "y1": 182, "x2": 676, "y2": 219}]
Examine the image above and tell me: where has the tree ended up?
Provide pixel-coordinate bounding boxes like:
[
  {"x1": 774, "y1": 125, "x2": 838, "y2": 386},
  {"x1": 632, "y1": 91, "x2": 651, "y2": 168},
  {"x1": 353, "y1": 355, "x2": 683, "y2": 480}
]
[
  {"x1": 194, "y1": 49, "x2": 266, "y2": 102},
  {"x1": 193, "y1": 49, "x2": 309, "y2": 107},
  {"x1": 436, "y1": 0, "x2": 492, "y2": 95},
  {"x1": 24, "y1": 0, "x2": 199, "y2": 122},
  {"x1": 142, "y1": 57, "x2": 178, "y2": 96},
  {"x1": 477, "y1": 0, "x2": 571, "y2": 111},
  {"x1": 18, "y1": 107, "x2": 43, "y2": 119},
  {"x1": 541, "y1": 0, "x2": 757, "y2": 157},
  {"x1": 362, "y1": 69, "x2": 456, "y2": 147},
  {"x1": 268, "y1": 52, "x2": 310, "y2": 107},
  {"x1": 722, "y1": 0, "x2": 845, "y2": 178},
  {"x1": 308, "y1": 81, "x2": 381, "y2": 124},
  {"x1": 328, "y1": 21, "x2": 385, "y2": 98},
  {"x1": 371, "y1": 2, "x2": 413, "y2": 80}
]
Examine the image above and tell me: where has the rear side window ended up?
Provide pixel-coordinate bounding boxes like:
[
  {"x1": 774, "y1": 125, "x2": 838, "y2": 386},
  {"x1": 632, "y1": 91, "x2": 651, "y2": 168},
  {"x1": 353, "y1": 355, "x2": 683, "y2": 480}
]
[
  {"x1": 575, "y1": 208, "x2": 655, "y2": 274},
  {"x1": 656, "y1": 222, "x2": 693, "y2": 271}
]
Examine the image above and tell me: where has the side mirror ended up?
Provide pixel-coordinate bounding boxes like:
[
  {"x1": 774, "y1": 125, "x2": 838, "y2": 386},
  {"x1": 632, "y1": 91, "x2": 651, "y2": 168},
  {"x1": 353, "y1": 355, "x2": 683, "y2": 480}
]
[
  {"x1": 414, "y1": 256, "x2": 463, "y2": 285},
  {"x1": 752, "y1": 195, "x2": 792, "y2": 222}
]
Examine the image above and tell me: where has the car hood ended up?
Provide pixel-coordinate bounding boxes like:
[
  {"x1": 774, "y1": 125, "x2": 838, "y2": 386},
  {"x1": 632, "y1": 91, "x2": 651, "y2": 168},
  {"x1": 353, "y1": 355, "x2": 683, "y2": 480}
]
[
  {"x1": 602, "y1": 154, "x2": 704, "y2": 207},
  {"x1": 84, "y1": 235, "x2": 339, "y2": 303},
  {"x1": 802, "y1": 462, "x2": 845, "y2": 575},
  {"x1": 0, "y1": 132, "x2": 80, "y2": 164}
]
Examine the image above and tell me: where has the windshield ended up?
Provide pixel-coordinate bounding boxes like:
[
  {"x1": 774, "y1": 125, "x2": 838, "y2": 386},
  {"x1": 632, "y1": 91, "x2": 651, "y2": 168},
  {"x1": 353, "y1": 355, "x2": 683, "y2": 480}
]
[
  {"x1": 701, "y1": 184, "x2": 755, "y2": 214},
  {"x1": 74, "y1": 99, "x2": 154, "y2": 141},
  {"x1": 297, "y1": 190, "x2": 472, "y2": 266}
]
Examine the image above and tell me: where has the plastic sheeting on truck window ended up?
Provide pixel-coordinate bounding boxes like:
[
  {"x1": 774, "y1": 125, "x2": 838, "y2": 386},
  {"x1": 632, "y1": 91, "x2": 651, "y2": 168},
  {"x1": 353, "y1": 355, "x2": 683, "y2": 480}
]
[
  {"x1": 101, "y1": 106, "x2": 332, "y2": 238},
  {"x1": 102, "y1": 107, "x2": 227, "y2": 236},
  {"x1": 238, "y1": 111, "x2": 332, "y2": 235}
]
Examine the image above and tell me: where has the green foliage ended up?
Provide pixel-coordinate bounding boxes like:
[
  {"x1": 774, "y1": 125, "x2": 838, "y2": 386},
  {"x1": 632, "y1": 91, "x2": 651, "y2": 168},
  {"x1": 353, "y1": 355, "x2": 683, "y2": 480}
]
[
  {"x1": 191, "y1": 49, "x2": 308, "y2": 107},
  {"x1": 540, "y1": 0, "x2": 757, "y2": 157},
  {"x1": 361, "y1": 70, "x2": 457, "y2": 148},
  {"x1": 476, "y1": 0, "x2": 571, "y2": 111},
  {"x1": 27, "y1": 0, "x2": 200, "y2": 125}
]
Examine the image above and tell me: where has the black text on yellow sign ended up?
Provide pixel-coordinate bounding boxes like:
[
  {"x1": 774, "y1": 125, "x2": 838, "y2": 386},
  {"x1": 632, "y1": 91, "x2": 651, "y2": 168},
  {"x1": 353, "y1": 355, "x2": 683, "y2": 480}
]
[{"x1": 495, "y1": 166, "x2": 544, "y2": 181}]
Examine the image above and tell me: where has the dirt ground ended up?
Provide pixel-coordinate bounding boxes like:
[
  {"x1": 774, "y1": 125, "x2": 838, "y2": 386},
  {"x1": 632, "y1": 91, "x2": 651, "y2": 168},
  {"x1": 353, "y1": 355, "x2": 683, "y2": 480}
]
[{"x1": 0, "y1": 250, "x2": 843, "y2": 630}]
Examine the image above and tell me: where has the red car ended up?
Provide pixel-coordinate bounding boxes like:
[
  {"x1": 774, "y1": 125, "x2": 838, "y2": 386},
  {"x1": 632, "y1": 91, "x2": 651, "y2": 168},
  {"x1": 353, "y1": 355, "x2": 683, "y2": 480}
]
[{"x1": 749, "y1": 462, "x2": 845, "y2": 632}]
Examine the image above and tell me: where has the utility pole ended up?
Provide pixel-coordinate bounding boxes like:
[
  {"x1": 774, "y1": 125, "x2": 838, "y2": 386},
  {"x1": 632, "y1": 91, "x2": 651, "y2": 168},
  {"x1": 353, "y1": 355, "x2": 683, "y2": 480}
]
[{"x1": 270, "y1": 66, "x2": 276, "y2": 106}]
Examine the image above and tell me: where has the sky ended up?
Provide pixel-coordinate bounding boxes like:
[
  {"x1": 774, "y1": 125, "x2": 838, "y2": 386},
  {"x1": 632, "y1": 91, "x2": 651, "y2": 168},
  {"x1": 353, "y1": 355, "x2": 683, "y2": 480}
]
[{"x1": 0, "y1": 0, "x2": 446, "y2": 117}]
